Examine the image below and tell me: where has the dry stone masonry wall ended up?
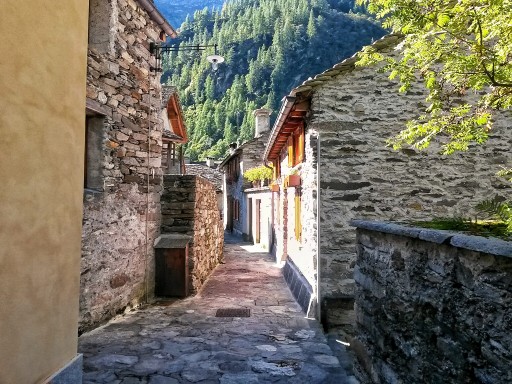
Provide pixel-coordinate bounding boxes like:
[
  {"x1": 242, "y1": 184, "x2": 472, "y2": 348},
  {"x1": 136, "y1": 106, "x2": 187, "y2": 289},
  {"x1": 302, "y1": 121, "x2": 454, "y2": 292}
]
[
  {"x1": 308, "y1": 46, "x2": 512, "y2": 324},
  {"x1": 80, "y1": 0, "x2": 165, "y2": 332},
  {"x1": 161, "y1": 175, "x2": 224, "y2": 294},
  {"x1": 351, "y1": 221, "x2": 512, "y2": 384}
]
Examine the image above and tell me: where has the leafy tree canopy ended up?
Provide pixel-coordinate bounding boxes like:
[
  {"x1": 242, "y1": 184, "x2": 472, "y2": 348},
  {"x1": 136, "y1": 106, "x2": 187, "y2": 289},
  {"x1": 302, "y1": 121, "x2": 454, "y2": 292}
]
[{"x1": 357, "y1": 0, "x2": 512, "y2": 154}]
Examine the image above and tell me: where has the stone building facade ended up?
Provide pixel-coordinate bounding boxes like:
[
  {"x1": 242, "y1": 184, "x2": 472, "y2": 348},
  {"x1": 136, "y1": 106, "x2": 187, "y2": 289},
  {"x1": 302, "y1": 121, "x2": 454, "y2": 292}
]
[
  {"x1": 219, "y1": 109, "x2": 272, "y2": 239},
  {"x1": 80, "y1": 0, "x2": 176, "y2": 332},
  {"x1": 264, "y1": 34, "x2": 512, "y2": 327},
  {"x1": 160, "y1": 175, "x2": 224, "y2": 293}
]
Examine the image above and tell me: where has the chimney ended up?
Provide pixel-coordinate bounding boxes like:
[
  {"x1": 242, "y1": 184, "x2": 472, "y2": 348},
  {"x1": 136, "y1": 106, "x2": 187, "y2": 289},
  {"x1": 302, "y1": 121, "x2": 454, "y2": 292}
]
[
  {"x1": 229, "y1": 142, "x2": 237, "y2": 154},
  {"x1": 253, "y1": 108, "x2": 271, "y2": 138},
  {"x1": 206, "y1": 157, "x2": 215, "y2": 168}
]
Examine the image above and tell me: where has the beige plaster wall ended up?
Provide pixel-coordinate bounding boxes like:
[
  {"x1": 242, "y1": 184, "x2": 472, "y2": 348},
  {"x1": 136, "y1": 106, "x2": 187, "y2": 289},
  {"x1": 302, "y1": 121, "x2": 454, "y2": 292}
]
[{"x1": 0, "y1": 1, "x2": 89, "y2": 383}]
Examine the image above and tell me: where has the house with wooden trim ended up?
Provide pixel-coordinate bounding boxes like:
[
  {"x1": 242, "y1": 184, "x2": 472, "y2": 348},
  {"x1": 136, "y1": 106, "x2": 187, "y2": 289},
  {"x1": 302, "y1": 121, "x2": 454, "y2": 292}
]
[
  {"x1": 219, "y1": 109, "x2": 273, "y2": 245},
  {"x1": 264, "y1": 34, "x2": 512, "y2": 330},
  {"x1": 161, "y1": 86, "x2": 188, "y2": 174}
]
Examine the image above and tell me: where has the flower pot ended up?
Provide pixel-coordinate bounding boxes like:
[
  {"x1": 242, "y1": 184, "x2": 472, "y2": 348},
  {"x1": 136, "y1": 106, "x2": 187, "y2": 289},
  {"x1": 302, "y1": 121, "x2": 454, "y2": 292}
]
[{"x1": 287, "y1": 174, "x2": 301, "y2": 187}]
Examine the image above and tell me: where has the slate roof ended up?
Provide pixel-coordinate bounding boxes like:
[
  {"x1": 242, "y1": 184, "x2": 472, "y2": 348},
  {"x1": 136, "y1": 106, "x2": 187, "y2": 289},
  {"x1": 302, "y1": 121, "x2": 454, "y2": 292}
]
[
  {"x1": 186, "y1": 163, "x2": 223, "y2": 192},
  {"x1": 264, "y1": 34, "x2": 403, "y2": 161}
]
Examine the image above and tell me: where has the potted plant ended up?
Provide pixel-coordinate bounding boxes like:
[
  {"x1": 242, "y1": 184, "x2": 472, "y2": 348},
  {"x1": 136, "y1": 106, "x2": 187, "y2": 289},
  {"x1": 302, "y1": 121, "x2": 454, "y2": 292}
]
[{"x1": 243, "y1": 165, "x2": 273, "y2": 187}]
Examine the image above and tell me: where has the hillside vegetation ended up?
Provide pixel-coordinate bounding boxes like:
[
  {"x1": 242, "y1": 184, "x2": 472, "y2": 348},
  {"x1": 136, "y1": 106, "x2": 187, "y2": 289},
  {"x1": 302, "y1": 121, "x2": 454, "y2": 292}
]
[
  {"x1": 161, "y1": 0, "x2": 385, "y2": 160},
  {"x1": 155, "y1": 0, "x2": 225, "y2": 28}
]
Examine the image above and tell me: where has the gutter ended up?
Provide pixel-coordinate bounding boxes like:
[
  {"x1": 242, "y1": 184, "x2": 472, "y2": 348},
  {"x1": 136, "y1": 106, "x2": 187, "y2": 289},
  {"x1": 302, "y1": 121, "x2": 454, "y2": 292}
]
[
  {"x1": 263, "y1": 96, "x2": 296, "y2": 161},
  {"x1": 136, "y1": 0, "x2": 177, "y2": 38}
]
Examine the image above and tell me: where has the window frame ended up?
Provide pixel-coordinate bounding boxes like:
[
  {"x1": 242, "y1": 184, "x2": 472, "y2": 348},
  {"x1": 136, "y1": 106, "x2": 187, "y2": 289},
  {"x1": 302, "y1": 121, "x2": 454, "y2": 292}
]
[{"x1": 84, "y1": 112, "x2": 106, "y2": 191}]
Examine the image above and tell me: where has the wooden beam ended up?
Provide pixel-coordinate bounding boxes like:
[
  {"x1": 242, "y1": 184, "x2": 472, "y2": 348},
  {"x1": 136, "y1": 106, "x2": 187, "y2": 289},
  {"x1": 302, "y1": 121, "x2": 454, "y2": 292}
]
[{"x1": 293, "y1": 100, "x2": 310, "y2": 112}]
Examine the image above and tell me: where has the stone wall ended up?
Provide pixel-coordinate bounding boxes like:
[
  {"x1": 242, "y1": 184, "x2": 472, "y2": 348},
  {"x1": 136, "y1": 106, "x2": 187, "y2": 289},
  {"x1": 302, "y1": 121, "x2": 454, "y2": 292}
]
[
  {"x1": 351, "y1": 221, "x2": 512, "y2": 384},
  {"x1": 161, "y1": 175, "x2": 224, "y2": 293},
  {"x1": 80, "y1": 0, "x2": 165, "y2": 332},
  {"x1": 308, "y1": 46, "x2": 512, "y2": 323}
]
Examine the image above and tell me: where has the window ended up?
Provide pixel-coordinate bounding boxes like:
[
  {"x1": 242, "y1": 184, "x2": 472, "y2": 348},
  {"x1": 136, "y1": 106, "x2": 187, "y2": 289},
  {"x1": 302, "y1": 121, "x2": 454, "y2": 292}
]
[
  {"x1": 85, "y1": 114, "x2": 105, "y2": 190},
  {"x1": 294, "y1": 190, "x2": 302, "y2": 241},
  {"x1": 227, "y1": 156, "x2": 240, "y2": 184},
  {"x1": 233, "y1": 199, "x2": 240, "y2": 221},
  {"x1": 162, "y1": 142, "x2": 180, "y2": 174}
]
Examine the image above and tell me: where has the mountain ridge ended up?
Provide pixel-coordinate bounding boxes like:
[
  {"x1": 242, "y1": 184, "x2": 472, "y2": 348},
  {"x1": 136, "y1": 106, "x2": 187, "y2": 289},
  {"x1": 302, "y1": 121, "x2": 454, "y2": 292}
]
[
  {"x1": 156, "y1": 0, "x2": 386, "y2": 161},
  {"x1": 154, "y1": 0, "x2": 225, "y2": 29}
]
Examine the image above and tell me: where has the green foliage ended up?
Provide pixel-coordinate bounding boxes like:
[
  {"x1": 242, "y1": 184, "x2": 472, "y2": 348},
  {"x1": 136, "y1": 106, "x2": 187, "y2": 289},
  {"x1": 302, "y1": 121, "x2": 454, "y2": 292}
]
[
  {"x1": 162, "y1": 0, "x2": 385, "y2": 161},
  {"x1": 497, "y1": 167, "x2": 512, "y2": 183},
  {"x1": 412, "y1": 217, "x2": 512, "y2": 240},
  {"x1": 476, "y1": 197, "x2": 512, "y2": 233},
  {"x1": 243, "y1": 165, "x2": 273, "y2": 183},
  {"x1": 356, "y1": 0, "x2": 512, "y2": 154}
]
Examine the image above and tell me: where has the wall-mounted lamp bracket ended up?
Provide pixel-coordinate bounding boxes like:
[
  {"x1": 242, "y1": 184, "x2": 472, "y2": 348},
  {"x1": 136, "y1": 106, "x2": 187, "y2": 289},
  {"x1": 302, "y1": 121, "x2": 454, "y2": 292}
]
[{"x1": 149, "y1": 42, "x2": 224, "y2": 72}]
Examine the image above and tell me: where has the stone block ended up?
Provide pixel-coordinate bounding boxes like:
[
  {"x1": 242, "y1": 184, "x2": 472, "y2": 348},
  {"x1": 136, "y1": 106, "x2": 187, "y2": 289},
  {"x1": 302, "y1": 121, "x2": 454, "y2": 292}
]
[
  {"x1": 110, "y1": 274, "x2": 130, "y2": 288},
  {"x1": 116, "y1": 132, "x2": 130, "y2": 142},
  {"x1": 133, "y1": 133, "x2": 147, "y2": 142}
]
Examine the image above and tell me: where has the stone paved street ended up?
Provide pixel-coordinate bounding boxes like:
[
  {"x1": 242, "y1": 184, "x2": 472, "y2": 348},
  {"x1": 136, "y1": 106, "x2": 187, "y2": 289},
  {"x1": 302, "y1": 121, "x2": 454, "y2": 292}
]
[{"x1": 79, "y1": 237, "x2": 357, "y2": 383}]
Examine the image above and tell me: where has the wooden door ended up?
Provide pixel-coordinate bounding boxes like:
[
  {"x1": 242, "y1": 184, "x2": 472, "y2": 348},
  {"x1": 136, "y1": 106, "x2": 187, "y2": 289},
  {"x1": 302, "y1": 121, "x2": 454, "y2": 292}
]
[
  {"x1": 248, "y1": 198, "x2": 253, "y2": 242},
  {"x1": 227, "y1": 197, "x2": 233, "y2": 232},
  {"x1": 155, "y1": 247, "x2": 189, "y2": 297},
  {"x1": 255, "y1": 199, "x2": 261, "y2": 243}
]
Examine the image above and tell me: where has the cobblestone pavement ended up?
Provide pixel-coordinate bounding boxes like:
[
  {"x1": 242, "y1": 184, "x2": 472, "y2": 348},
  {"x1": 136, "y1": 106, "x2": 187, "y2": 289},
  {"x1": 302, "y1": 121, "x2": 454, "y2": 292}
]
[{"x1": 79, "y1": 237, "x2": 358, "y2": 383}]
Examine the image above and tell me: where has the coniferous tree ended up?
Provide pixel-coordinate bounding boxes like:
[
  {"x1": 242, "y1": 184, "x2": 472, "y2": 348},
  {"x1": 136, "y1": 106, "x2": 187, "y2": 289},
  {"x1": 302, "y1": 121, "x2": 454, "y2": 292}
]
[{"x1": 161, "y1": 0, "x2": 385, "y2": 161}]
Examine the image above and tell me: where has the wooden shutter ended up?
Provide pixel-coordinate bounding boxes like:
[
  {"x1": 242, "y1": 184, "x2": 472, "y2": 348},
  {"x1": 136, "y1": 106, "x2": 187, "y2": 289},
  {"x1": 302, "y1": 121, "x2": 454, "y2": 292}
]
[
  {"x1": 294, "y1": 192, "x2": 302, "y2": 241},
  {"x1": 297, "y1": 126, "x2": 304, "y2": 163},
  {"x1": 287, "y1": 136, "x2": 294, "y2": 167}
]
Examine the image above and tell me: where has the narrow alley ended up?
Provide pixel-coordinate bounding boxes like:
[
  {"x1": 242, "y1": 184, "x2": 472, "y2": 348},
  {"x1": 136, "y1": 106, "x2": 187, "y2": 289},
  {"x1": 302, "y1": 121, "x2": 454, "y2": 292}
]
[{"x1": 79, "y1": 237, "x2": 357, "y2": 383}]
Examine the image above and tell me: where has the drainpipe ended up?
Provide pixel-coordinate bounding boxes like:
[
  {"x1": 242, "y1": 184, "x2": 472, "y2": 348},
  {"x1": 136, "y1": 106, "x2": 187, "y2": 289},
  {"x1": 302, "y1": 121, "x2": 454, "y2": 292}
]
[{"x1": 316, "y1": 130, "x2": 321, "y2": 321}]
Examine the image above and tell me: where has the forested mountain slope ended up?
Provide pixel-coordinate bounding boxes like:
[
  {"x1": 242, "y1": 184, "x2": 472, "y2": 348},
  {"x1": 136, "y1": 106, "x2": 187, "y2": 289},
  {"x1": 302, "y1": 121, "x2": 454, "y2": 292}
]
[
  {"x1": 158, "y1": 0, "x2": 385, "y2": 160},
  {"x1": 154, "y1": 0, "x2": 225, "y2": 29}
]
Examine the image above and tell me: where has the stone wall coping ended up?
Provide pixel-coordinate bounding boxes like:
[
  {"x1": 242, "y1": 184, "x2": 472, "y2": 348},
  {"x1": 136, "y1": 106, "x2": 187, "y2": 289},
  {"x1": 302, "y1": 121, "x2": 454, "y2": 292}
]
[
  {"x1": 154, "y1": 234, "x2": 192, "y2": 249},
  {"x1": 350, "y1": 219, "x2": 512, "y2": 258}
]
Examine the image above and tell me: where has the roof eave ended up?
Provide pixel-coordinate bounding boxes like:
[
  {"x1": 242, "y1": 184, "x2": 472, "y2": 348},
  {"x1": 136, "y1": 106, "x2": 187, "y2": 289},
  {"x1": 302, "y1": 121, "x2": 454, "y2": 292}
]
[
  {"x1": 263, "y1": 34, "x2": 403, "y2": 162},
  {"x1": 263, "y1": 96, "x2": 297, "y2": 162},
  {"x1": 164, "y1": 91, "x2": 188, "y2": 144},
  {"x1": 136, "y1": 0, "x2": 177, "y2": 38},
  {"x1": 218, "y1": 148, "x2": 242, "y2": 170}
]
